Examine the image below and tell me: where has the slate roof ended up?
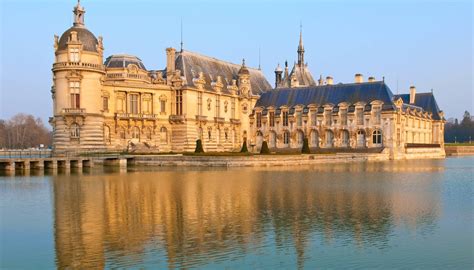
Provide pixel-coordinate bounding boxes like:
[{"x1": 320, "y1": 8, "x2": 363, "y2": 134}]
[
  {"x1": 104, "y1": 54, "x2": 147, "y2": 70},
  {"x1": 393, "y1": 93, "x2": 443, "y2": 120},
  {"x1": 58, "y1": 26, "x2": 98, "y2": 53},
  {"x1": 173, "y1": 50, "x2": 272, "y2": 95},
  {"x1": 255, "y1": 81, "x2": 396, "y2": 111}
]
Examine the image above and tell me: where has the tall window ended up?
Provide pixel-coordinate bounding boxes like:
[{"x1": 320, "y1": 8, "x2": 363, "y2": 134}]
[
  {"x1": 373, "y1": 130, "x2": 382, "y2": 145},
  {"x1": 269, "y1": 111, "x2": 275, "y2": 127},
  {"x1": 69, "y1": 82, "x2": 80, "y2": 109},
  {"x1": 231, "y1": 98, "x2": 236, "y2": 119},
  {"x1": 256, "y1": 112, "x2": 262, "y2": 128},
  {"x1": 176, "y1": 90, "x2": 183, "y2": 115},
  {"x1": 160, "y1": 100, "x2": 166, "y2": 113},
  {"x1": 129, "y1": 94, "x2": 139, "y2": 114},
  {"x1": 198, "y1": 92, "x2": 203, "y2": 115},
  {"x1": 373, "y1": 106, "x2": 381, "y2": 125},
  {"x1": 131, "y1": 126, "x2": 140, "y2": 140},
  {"x1": 160, "y1": 127, "x2": 168, "y2": 143},
  {"x1": 69, "y1": 48, "x2": 80, "y2": 62},
  {"x1": 356, "y1": 108, "x2": 364, "y2": 125},
  {"x1": 283, "y1": 131, "x2": 290, "y2": 145},
  {"x1": 283, "y1": 111, "x2": 289, "y2": 127},
  {"x1": 311, "y1": 111, "x2": 317, "y2": 126},
  {"x1": 324, "y1": 109, "x2": 332, "y2": 126},
  {"x1": 70, "y1": 123, "x2": 80, "y2": 138},
  {"x1": 102, "y1": 97, "x2": 109, "y2": 111},
  {"x1": 216, "y1": 96, "x2": 220, "y2": 117},
  {"x1": 296, "y1": 111, "x2": 302, "y2": 127},
  {"x1": 340, "y1": 108, "x2": 347, "y2": 125}
]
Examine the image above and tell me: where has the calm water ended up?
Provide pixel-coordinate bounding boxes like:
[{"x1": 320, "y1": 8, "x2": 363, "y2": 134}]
[{"x1": 0, "y1": 157, "x2": 473, "y2": 269}]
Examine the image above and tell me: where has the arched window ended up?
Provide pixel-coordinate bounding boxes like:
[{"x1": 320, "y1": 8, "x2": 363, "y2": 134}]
[
  {"x1": 283, "y1": 131, "x2": 290, "y2": 145},
  {"x1": 357, "y1": 129, "x2": 366, "y2": 148},
  {"x1": 269, "y1": 131, "x2": 277, "y2": 148},
  {"x1": 198, "y1": 127, "x2": 203, "y2": 140},
  {"x1": 119, "y1": 128, "x2": 126, "y2": 140},
  {"x1": 325, "y1": 130, "x2": 334, "y2": 147},
  {"x1": 341, "y1": 130, "x2": 349, "y2": 147},
  {"x1": 373, "y1": 130, "x2": 382, "y2": 145},
  {"x1": 256, "y1": 130, "x2": 263, "y2": 148},
  {"x1": 160, "y1": 127, "x2": 168, "y2": 143},
  {"x1": 104, "y1": 125, "x2": 111, "y2": 143},
  {"x1": 131, "y1": 127, "x2": 140, "y2": 140},
  {"x1": 145, "y1": 128, "x2": 152, "y2": 140},
  {"x1": 310, "y1": 130, "x2": 319, "y2": 147},
  {"x1": 296, "y1": 130, "x2": 304, "y2": 146},
  {"x1": 70, "y1": 123, "x2": 80, "y2": 138}
]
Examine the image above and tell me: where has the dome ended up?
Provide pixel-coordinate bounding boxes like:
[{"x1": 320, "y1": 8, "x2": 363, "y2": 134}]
[
  {"x1": 238, "y1": 59, "x2": 249, "y2": 76},
  {"x1": 104, "y1": 54, "x2": 147, "y2": 70},
  {"x1": 58, "y1": 26, "x2": 98, "y2": 53}
]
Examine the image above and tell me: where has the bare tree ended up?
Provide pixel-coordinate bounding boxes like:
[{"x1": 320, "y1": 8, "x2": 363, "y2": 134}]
[{"x1": 0, "y1": 114, "x2": 52, "y2": 149}]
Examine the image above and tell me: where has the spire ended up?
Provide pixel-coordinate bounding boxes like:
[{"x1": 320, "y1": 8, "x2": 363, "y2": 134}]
[
  {"x1": 73, "y1": 0, "x2": 86, "y2": 27},
  {"x1": 297, "y1": 23, "x2": 305, "y2": 67},
  {"x1": 180, "y1": 18, "x2": 184, "y2": 52}
]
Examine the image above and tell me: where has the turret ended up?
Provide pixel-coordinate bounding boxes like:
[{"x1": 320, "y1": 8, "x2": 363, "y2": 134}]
[
  {"x1": 238, "y1": 59, "x2": 251, "y2": 97},
  {"x1": 274, "y1": 63, "x2": 283, "y2": 88},
  {"x1": 51, "y1": 0, "x2": 106, "y2": 152}
]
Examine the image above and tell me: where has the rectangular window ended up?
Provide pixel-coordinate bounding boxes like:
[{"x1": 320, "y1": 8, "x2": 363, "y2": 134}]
[
  {"x1": 69, "y1": 81, "x2": 80, "y2": 109},
  {"x1": 69, "y1": 48, "x2": 80, "y2": 62},
  {"x1": 176, "y1": 90, "x2": 183, "y2": 115},
  {"x1": 283, "y1": 111, "x2": 289, "y2": 127},
  {"x1": 356, "y1": 108, "x2": 364, "y2": 125},
  {"x1": 269, "y1": 111, "x2": 275, "y2": 127},
  {"x1": 340, "y1": 108, "x2": 347, "y2": 125},
  {"x1": 256, "y1": 112, "x2": 262, "y2": 128},
  {"x1": 231, "y1": 98, "x2": 235, "y2": 119},
  {"x1": 160, "y1": 100, "x2": 166, "y2": 113},
  {"x1": 102, "y1": 97, "x2": 108, "y2": 111},
  {"x1": 296, "y1": 111, "x2": 302, "y2": 127},
  {"x1": 373, "y1": 106, "x2": 381, "y2": 125},
  {"x1": 197, "y1": 93, "x2": 202, "y2": 115},
  {"x1": 325, "y1": 110, "x2": 332, "y2": 126},
  {"x1": 311, "y1": 111, "x2": 317, "y2": 126},
  {"x1": 129, "y1": 94, "x2": 139, "y2": 114}
]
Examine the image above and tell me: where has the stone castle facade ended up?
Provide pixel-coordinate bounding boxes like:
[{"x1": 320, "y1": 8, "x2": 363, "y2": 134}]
[{"x1": 50, "y1": 2, "x2": 445, "y2": 159}]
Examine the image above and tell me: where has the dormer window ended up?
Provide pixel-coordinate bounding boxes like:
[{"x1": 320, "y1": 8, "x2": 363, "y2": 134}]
[{"x1": 69, "y1": 48, "x2": 80, "y2": 62}]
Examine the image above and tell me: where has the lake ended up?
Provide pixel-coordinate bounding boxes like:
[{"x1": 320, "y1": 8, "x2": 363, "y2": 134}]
[{"x1": 1, "y1": 157, "x2": 473, "y2": 269}]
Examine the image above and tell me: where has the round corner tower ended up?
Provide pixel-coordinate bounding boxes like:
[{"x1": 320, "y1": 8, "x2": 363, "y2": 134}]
[{"x1": 51, "y1": 1, "x2": 106, "y2": 153}]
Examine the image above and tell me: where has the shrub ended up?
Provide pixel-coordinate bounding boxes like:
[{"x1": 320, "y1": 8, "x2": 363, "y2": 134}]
[
  {"x1": 301, "y1": 137, "x2": 311, "y2": 154},
  {"x1": 260, "y1": 141, "x2": 270, "y2": 154},
  {"x1": 194, "y1": 139, "x2": 204, "y2": 153},
  {"x1": 240, "y1": 139, "x2": 248, "y2": 153}
]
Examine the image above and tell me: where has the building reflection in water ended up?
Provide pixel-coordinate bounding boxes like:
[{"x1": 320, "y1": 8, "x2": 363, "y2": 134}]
[{"x1": 53, "y1": 161, "x2": 442, "y2": 269}]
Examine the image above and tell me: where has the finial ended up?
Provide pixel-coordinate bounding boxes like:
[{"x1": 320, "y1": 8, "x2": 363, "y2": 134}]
[
  {"x1": 285, "y1": 60, "x2": 288, "y2": 68},
  {"x1": 242, "y1": 58, "x2": 246, "y2": 66},
  {"x1": 258, "y1": 47, "x2": 261, "y2": 70},
  {"x1": 180, "y1": 18, "x2": 184, "y2": 52}
]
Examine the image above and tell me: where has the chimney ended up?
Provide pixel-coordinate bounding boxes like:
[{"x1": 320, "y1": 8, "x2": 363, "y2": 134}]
[
  {"x1": 166, "y1": 47, "x2": 176, "y2": 75},
  {"x1": 409, "y1": 86, "x2": 416, "y2": 104},
  {"x1": 355, "y1": 74, "x2": 363, "y2": 83},
  {"x1": 368, "y1": 76, "x2": 375, "y2": 82},
  {"x1": 326, "y1": 76, "x2": 334, "y2": 85}
]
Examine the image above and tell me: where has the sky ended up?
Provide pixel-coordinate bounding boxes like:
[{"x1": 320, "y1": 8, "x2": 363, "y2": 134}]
[{"x1": 0, "y1": 0, "x2": 472, "y2": 124}]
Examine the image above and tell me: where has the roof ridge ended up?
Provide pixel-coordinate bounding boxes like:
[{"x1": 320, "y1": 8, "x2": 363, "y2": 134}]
[{"x1": 179, "y1": 50, "x2": 263, "y2": 72}]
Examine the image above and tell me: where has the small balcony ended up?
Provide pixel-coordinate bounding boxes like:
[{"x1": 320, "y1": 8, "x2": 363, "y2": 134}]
[
  {"x1": 214, "y1": 117, "x2": 225, "y2": 124},
  {"x1": 169, "y1": 115, "x2": 185, "y2": 124},
  {"x1": 195, "y1": 115, "x2": 208, "y2": 122},
  {"x1": 230, "y1": 118, "x2": 241, "y2": 125},
  {"x1": 61, "y1": 108, "x2": 86, "y2": 115},
  {"x1": 115, "y1": 113, "x2": 159, "y2": 120}
]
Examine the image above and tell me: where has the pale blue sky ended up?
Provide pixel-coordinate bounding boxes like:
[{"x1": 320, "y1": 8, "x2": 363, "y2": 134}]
[{"x1": 0, "y1": 0, "x2": 472, "y2": 124}]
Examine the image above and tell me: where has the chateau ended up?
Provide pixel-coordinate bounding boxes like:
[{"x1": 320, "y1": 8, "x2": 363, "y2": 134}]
[{"x1": 50, "y1": 1, "x2": 445, "y2": 159}]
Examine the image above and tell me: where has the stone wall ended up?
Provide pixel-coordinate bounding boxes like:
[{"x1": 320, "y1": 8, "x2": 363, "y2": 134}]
[{"x1": 445, "y1": 146, "x2": 474, "y2": 156}]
